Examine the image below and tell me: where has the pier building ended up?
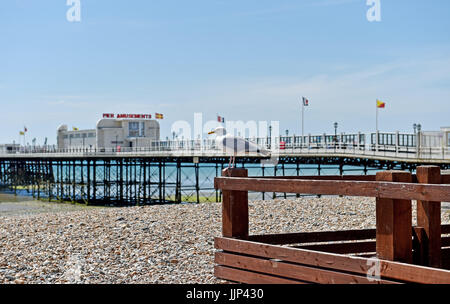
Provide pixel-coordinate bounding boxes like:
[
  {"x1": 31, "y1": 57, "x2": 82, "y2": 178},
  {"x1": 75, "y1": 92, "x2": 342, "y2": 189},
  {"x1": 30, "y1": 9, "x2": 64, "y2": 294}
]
[
  {"x1": 57, "y1": 114, "x2": 160, "y2": 149},
  {"x1": 0, "y1": 144, "x2": 20, "y2": 154}
]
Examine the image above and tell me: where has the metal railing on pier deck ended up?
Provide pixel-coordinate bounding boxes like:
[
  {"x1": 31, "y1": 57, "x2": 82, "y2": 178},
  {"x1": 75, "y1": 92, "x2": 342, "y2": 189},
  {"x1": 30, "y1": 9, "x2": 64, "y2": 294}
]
[{"x1": 2, "y1": 132, "x2": 449, "y2": 162}]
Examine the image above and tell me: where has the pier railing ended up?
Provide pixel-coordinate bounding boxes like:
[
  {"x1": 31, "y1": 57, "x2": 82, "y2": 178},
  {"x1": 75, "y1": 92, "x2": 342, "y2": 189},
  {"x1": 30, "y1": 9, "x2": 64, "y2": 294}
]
[
  {"x1": 2, "y1": 132, "x2": 449, "y2": 161},
  {"x1": 2, "y1": 144, "x2": 449, "y2": 162}
]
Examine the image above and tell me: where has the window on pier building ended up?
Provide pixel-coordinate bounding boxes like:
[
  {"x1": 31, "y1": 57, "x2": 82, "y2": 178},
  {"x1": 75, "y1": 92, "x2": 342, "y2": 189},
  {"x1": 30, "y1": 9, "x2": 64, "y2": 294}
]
[
  {"x1": 447, "y1": 133, "x2": 450, "y2": 146},
  {"x1": 129, "y1": 121, "x2": 145, "y2": 137}
]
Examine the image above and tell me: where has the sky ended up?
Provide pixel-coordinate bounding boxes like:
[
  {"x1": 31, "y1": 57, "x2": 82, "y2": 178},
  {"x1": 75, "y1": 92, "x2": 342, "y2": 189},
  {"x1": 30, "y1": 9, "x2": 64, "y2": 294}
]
[{"x1": 0, "y1": 0, "x2": 449, "y2": 144}]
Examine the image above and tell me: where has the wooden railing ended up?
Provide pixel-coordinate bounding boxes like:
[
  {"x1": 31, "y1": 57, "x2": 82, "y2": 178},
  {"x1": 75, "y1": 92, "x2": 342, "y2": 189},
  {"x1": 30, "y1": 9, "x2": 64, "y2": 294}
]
[{"x1": 213, "y1": 166, "x2": 450, "y2": 284}]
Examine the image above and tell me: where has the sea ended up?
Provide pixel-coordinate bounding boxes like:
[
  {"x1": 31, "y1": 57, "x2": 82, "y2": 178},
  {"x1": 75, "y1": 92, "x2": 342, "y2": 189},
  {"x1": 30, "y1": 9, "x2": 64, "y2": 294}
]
[{"x1": 0, "y1": 162, "x2": 384, "y2": 208}]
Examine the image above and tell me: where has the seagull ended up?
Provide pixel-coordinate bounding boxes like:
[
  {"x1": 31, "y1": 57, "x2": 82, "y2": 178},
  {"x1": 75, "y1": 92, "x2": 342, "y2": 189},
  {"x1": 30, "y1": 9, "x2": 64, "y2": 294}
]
[{"x1": 208, "y1": 127, "x2": 270, "y2": 168}]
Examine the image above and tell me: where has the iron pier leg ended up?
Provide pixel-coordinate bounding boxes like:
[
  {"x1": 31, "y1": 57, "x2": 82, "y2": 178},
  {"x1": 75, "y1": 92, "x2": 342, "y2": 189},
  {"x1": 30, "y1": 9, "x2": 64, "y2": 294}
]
[
  {"x1": 120, "y1": 159, "x2": 124, "y2": 204},
  {"x1": 87, "y1": 160, "x2": 91, "y2": 205},
  {"x1": 72, "y1": 160, "x2": 76, "y2": 203},
  {"x1": 176, "y1": 160, "x2": 181, "y2": 203},
  {"x1": 195, "y1": 162, "x2": 200, "y2": 204},
  {"x1": 262, "y1": 165, "x2": 265, "y2": 201}
]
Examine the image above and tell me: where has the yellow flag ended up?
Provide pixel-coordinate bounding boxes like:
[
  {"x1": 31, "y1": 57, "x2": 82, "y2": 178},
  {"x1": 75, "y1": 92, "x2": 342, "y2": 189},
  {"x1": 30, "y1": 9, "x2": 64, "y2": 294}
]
[
  {"x1": 376, "y1": 100, "x2": 386, "y2": 108},
  {"x1": 19, "y1": 131, "x2": 25, "y2": 135}
]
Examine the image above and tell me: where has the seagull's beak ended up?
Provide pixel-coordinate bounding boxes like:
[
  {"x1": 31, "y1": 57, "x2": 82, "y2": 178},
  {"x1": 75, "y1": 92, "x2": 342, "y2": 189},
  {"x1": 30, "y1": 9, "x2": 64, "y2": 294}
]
[{"x1": 208, "y1": 131, "x2": 215, "y2": 135}]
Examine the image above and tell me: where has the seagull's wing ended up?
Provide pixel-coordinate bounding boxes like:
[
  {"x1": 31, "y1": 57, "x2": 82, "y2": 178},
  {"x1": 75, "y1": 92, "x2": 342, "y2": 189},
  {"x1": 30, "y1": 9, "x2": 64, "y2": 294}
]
[{"x1": 222, "y1": 135, "x2": 270, "y2": 156}]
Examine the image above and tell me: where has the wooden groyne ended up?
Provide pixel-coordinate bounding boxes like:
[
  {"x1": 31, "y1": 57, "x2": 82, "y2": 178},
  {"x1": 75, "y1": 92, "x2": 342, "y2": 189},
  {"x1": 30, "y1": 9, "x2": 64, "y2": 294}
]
[{"x1": 214, "y1": 166, "x2": 450, "y2": 284}]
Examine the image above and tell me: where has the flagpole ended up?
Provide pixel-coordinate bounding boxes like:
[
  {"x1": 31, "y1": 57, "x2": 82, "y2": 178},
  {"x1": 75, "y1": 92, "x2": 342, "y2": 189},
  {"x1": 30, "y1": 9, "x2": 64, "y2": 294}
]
[
  {"x1": 376, "y1": 100, "x2": 378, "y2": 132},
  {"x1": 376, "y1": 100, "x2": 379, "y2": 152},
  {"x1": 301, "y1": 98, "x2": 304, "y2": 141}
]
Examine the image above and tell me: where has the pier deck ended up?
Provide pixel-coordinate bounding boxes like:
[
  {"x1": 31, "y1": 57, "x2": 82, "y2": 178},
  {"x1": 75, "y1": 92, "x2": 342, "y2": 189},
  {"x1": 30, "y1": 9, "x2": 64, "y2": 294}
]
[{"x1": 1, "y1": 142, "x2": 449, "y2": 205}]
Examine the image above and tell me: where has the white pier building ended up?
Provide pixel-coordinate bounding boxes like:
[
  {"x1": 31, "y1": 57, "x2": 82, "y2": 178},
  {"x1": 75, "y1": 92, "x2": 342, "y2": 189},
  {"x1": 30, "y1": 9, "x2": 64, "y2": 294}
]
[{"x1": 57, "y1": 113, "x2": 160, "y2": 149}]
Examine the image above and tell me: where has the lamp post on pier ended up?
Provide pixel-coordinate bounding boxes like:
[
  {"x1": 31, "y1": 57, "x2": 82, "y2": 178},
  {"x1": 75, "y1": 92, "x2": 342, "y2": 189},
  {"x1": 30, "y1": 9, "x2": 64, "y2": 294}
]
[
  {"x1": 413, "y1": 123, "x2": 422, "y2": 157},
  {"x1": 334, "y1": 122, "x2": 338, "y2": 152},
  {"x1": 268, "y1": 125, "x2": 272, "y2": 150}
]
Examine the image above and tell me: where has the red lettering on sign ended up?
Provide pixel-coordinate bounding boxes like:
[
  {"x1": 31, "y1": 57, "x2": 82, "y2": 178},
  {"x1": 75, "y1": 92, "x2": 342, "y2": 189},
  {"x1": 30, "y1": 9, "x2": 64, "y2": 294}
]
[{"x1": 103, "y1": 113, "x2": 152, "y2": 119}]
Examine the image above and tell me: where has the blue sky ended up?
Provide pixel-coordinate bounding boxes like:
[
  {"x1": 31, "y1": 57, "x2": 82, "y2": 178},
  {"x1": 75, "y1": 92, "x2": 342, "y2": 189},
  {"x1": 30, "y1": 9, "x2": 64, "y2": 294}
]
[{"x1": 1, "y1": 0, "x2": 449, "y2": 144}]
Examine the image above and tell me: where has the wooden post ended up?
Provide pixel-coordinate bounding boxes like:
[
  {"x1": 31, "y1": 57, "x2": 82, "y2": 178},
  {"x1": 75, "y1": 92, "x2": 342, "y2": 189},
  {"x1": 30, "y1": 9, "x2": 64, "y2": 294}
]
[
  {"x1": 376, "y1": 171, "x2": 412, "y2": 263},
  {"x1": 222, "y1": 168, "x2": 248, "y2": 239},
  {"x1": 416, "y1": 166, "x2": 441, "y2": 268},
  {"x1": 413, "y1": 226, "x2": 426, "y2": 266}
]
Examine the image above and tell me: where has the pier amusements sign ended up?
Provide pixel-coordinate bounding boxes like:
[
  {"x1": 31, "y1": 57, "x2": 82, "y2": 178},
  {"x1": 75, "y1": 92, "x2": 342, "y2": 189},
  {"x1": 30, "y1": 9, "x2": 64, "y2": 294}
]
[{"x1": 102, "y1": 113, "x2": 152, "y2": 119}]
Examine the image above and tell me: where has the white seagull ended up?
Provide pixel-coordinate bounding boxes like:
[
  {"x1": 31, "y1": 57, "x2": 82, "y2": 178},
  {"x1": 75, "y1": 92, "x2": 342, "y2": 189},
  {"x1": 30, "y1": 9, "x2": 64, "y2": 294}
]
[{"x1": 208, "y1": 127, "x2": 270, "y2": 168}]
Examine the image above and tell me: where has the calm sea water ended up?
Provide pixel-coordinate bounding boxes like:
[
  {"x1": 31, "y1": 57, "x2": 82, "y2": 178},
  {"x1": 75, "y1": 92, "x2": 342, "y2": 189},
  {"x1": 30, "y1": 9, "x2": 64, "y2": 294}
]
[{"x1": 1, "y1": 162, "x2": 382, "y2": 204}]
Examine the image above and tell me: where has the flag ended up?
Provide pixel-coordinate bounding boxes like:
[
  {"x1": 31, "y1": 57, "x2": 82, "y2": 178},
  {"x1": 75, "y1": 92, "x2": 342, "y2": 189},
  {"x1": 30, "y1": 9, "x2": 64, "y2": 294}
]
[
  {"x1": 302, "y1": 97, "x2": 309, "y2": 106},
  {"x1": 24, "y1": 126, "x2": 28, "y2": 132},
  {"x1": 73, "y1": 127, "x2": 79, "y2": 131},
  {"x1": 155, "y1": 113, "x2": 164, "y2": 119},
  {"x1": 217, "y1": 115, "x2": 222, "y2": 122},
  {"x1": 19, "y1": 131, "x2": 25, "y2": 135},
  {"x1": 376, "y1": 99, "x2": 386, "y2": 108}
]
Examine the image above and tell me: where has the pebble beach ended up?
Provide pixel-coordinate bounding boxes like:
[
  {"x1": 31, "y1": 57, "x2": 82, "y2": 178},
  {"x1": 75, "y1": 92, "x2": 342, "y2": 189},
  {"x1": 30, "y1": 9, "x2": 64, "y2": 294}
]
[{"x1": 1, "y1": 195, "x2": 449, "y2": 284}]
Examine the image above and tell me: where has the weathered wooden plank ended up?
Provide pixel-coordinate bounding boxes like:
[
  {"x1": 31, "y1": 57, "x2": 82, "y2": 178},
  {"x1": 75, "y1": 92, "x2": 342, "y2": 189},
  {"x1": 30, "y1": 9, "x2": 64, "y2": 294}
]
[
  {"x1": 214, "y1": 265, "x2": 306, "y2": 284},
  {"x1": 215, "y1": 252, "x2": 399, "y2": 284},
  {"x1": 215, "y1": 177, "x2": 450, "y2": 202},
  {"x1": 255, "y1": 174, "x2": 450, "y2": 183},
  {"x1": 255, "y1": 175, "x2": 377, "y2": 181},
  {"x1": 248, "y1": 226, "x2": 450, "y2": 246},
  {"x1": 442, "y1": 174, "x2": 450, "y2": 184},
  {"x1": 416, "y1": 166, "x2": 442, "y2": 268},
  {"x1": 442, "y1": 236, "x2": 450, "y2": 247},
  {"x1": 413, "y1": 227, "x2": 427, "y2": 266},
  {"x1": 442, "y1": 248, "x2": 450, "y2": 270},
  {"x1": 375, "y1": 171, "x2": 412, "y2": 264},
  {"x1": 221, "y1": 168, "x2": 248, "y2": 239},
  {"x1": 248, "y1": 229, "x2": 376, "y2": 245},
  {"x1": 442, "y1": 224, "x2": 450, "y2": 234},
  {"x1": 295, "y1": 241, "x2": 376, "y2": 254},
  {"x1": 215, "y1": 237, "x2": 450, "y2": 284}
]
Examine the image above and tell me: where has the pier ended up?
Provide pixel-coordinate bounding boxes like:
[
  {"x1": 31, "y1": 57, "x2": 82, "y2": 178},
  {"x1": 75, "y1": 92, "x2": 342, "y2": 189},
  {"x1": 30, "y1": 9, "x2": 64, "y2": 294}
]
[{"x1": 1, "y1": 131, "x2": 449, "y2": 205}]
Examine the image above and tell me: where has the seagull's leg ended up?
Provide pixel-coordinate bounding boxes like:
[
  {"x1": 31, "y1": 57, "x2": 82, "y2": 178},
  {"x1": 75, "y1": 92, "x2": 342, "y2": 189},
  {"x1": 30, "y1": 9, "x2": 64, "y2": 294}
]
[
  {"x1": 232, "y1": 153, "x2": 236, "y2": 168},
  {"x1": 228, "y1": 156, "x2": 232, "y2": 168}
]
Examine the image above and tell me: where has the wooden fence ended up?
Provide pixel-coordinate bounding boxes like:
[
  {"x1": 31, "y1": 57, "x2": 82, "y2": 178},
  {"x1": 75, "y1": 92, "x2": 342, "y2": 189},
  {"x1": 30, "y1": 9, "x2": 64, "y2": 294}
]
[{"x1": 213, "y1": 166, "x2": 450, "y2": 284}]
